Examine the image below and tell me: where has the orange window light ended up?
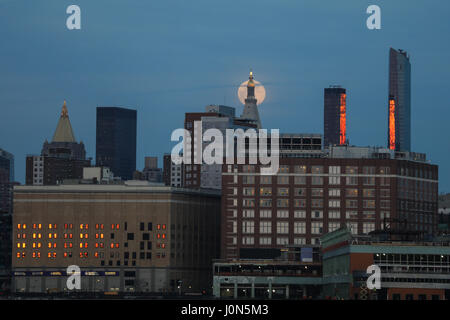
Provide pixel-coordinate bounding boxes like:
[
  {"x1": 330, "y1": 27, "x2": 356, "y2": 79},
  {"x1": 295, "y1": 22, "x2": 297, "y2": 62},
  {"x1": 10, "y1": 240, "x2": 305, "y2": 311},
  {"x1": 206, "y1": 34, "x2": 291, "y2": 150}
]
[
  {"x1": 389, "y1": 99, "x2": 396, "y2": 150},
  {"x1": 339, "y1": 93, "x2": 346, "y2": 145}
]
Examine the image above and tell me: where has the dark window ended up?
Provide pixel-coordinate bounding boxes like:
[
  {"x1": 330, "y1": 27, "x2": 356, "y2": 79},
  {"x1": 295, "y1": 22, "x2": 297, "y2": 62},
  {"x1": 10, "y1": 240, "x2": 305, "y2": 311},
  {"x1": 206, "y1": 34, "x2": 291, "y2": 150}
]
[
  {"x1": 140, "y1": 252, "x2": 145, "y2": 259},
  {"x1": 392, "y1": 294, "x2": 401, "y2": 300},
  {"x1": 127, "y1": 233, "x2": 134, "y2": 240},
  {"x1": 125, "y1": 242, "x2": 128, "y2": 247},
  {"x1": 132, "y1": 252, "x2": 136, "y2": 259},
  {"x1": 140, "y1": 222, "x2": 144, "y2": 231},
  {"x1": 111, "y1": 233, "x2": 115, "y2": 239},
  {"x1": 143, "y1": 233, "x2": 150, "y2": 240},
  {"x1": 147, "y1": 242, "x2": 152, "y2": 250},
  {"x1": 140, "y1": 242, "x2": 144, "y2": 250},
  {"x1": 108, "y1": 260, "x2": 112, "y2": 266},
  {"x1": 116, "y1": 261, "x2": 120, "y2": 266},
  {"x1": 101, "y1": 260, "x2": 105, "y2": 266},
  {"x1": 124, "y1": 271, "x2": 135, "y2": 277},
  {"x1": 124, "y1": 222, "x2": 127, "y2": 231},
  {"x1": 125, "y1": 280, "x2": 134, "y2": 286},
  {"x1": 431, "y1": 295, "x2": 440, "y2": 300},
  {"x1": 405, "y1": 294, "x2": 414, "y2": 300},
  {"x1": 418, "y1": 294, "x2": 426, "y2": 300},
  {"x1": 132, "y1": 261, "x2": 136, "y2": 266},
  {"x1": 124, "y1": 252, "x2": 129, "y2": 259},
  {"x1": 148, "y1": 223, "x2": 152, "y2": 231},
  {"x1": 124, "y1": 261, "x2": 128, "y2": 266},
  {"x1": 146, "y1": 252, "x2": 151, "y2": 259}
]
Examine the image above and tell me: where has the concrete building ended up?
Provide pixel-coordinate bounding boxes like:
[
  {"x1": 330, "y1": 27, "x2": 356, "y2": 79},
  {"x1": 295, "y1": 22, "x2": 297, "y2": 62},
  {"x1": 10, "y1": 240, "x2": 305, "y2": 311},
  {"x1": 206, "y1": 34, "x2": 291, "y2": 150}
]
[
  {"x1": 163, "y1": 154, "x2": 183, "y2": 187},
  {"x1": 213, "y1": 246, "x2": 322, "y2": 299},
  {"x1": 142, "y1": 157, "x2": 162, "y2": 183},
  {"x1": 12, "y1": 183, "x2": 221, "y2": 294},
  {"x1": 183, "y1": 105, "x2": 256, "y2": 190},
  {"x1": 221, "y1": 146, "x2": 438, "y2": 260},
  {"x1": 321, "y1": 227, "x2": 450, "y2": 300}
]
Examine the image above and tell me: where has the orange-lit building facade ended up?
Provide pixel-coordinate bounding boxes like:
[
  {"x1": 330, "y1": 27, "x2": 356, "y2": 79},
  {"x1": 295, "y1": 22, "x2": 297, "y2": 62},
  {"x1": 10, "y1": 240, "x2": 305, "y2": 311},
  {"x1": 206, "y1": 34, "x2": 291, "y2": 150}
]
[
  {"x1": 388, "y1": 48, "x2": 411, "y2": 152},
  {"x1": 388, "y1": 97, "x2": 396, "y2": 150},
  {"x1": 324, "y1": 87, "x2": 346, "y2": 148},
  {"x1": 12, "y1": 184, "x2": 221, "y2": 294}
]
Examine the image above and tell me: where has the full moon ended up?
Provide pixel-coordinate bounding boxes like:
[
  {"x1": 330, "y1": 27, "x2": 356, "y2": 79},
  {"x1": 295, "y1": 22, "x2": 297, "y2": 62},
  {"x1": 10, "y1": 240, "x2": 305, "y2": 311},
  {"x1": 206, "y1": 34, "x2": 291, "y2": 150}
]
[{"x1": 237, "y1": 80, "x2": 266, "y2": 105}]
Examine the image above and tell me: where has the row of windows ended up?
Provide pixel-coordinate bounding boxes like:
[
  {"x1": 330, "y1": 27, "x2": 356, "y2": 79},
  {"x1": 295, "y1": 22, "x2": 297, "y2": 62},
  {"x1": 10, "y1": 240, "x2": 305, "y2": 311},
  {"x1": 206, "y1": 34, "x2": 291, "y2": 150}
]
[
  {"x1": 237, "y1": 198, "x2": 391, "y2": 208},
  {"x1": 230, "y1": 209, "x2": 390, "y2": 220},
  {"x1": 239, "y1": 176, "x2": 391, "y2": 186},
  {"x1": 238, "y1": 165, "x2": 392, "y2": 175},
  {"x1": 241, "y1": 187, "x2": 390, "y2": 197},
  {"x1": 231, "y1": 221, "x2": 375, "y2": 235},
  {"x1": 16, "y1": 223, "x2": 166, "y2": 231}
]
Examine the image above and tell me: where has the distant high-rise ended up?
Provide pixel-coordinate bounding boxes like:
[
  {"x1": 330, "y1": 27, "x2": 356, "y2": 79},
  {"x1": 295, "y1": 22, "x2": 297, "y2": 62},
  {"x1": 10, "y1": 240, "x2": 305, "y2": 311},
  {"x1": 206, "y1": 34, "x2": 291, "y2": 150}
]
[
  {"x1": 388, "y1": 48, "x2": 411, "y2": 152},
  {"x1": 96, "y1": 107, "x2": 137, "y2": 180},
  {"x1": 0, "y1": 148, "x2": 14, "y2": 182},
  {"x1": 240, "y1": 71, "x2": 262, "y2": 129},
  {"x1": 324, "y1": 86, "x2": 346, "y2": 148}
]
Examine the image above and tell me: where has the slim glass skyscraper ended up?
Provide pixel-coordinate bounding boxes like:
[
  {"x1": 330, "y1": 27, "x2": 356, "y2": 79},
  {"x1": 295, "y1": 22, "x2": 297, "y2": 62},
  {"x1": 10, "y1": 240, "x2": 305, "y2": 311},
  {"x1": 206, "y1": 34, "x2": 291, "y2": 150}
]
[
  {"x1": 388, "y1": 48, "x2": 411, "y2": 152},
  {"x1": 324, "y1": 86, "x2": 346, "y2": 148},
  {"x1": 96, "y1": 107, "x2": 137, "y2": 180}
]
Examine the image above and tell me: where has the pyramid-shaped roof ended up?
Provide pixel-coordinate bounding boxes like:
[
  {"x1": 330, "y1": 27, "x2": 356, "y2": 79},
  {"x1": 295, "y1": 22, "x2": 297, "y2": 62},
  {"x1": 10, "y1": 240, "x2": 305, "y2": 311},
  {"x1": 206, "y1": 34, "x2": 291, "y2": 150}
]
[{"x1": 52, "y1": 101, "x2": 76, "y2": 143}]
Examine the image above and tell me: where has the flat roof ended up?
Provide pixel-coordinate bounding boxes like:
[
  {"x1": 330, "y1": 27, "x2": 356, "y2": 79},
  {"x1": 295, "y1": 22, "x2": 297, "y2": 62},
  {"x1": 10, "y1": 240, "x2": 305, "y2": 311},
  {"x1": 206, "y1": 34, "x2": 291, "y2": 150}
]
[{"x1": 13, "y1": 183, "x2": 221, "y2": 197}]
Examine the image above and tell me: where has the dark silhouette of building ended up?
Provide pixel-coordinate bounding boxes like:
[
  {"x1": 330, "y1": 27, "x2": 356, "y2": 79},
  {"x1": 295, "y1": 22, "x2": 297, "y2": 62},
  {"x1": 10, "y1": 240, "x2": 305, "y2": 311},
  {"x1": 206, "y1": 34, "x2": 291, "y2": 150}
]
[
  {"x1": 0, "y1": 148, "x2": 14, "y2": 182},
  {"x1": 96, "y1": 107, "x2": 137, "y2": 180},
  {"x1": 324, "y1": 86, "x2": 346, "y2": 148},
  {"x1": 26, "y1": 101, "x2": 90, "y2": 185},
  {"x1": 388, "y1": 48, "x2": 411, "y2": 152},
  {"x1": 0, "y1": 148, "x2": 16, "y2": 293}
]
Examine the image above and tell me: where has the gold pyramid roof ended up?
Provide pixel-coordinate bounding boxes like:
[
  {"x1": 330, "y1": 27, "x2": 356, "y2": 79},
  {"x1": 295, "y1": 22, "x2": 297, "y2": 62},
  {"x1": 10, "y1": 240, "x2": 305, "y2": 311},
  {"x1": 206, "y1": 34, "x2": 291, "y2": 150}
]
[{"x1": 52, "y1": 101, "x2": 76, "y2": 143}]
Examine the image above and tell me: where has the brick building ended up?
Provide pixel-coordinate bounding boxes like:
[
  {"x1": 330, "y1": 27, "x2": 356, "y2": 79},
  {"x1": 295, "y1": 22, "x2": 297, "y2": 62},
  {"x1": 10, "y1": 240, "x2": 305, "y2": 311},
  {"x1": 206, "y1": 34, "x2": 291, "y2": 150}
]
[{"x1": 220, "y1": 146, "x2": 438, "y2": 259}]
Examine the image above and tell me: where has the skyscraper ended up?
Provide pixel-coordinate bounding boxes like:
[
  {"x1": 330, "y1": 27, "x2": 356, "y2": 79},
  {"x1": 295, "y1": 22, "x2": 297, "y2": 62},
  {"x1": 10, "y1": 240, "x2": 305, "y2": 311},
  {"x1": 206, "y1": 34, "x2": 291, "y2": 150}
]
[
  {"x1": 240, "y1": 71, "x2": 262, "y2": 129},
  {"x1": 388, "y1": 48, "x2": 411, "y2": 152},
  {"x1": 26, "y1": 101, "x2": 91, "y2": 185},
  {"x1": 324, "y1": 86, "x2": 346, "y2": 148},
  {"x1": 0, "y1": 148, "x2": 14, "y2": 182},
  {"x1": 96, "y1": 107, "x2": 137, "y2": 180}
]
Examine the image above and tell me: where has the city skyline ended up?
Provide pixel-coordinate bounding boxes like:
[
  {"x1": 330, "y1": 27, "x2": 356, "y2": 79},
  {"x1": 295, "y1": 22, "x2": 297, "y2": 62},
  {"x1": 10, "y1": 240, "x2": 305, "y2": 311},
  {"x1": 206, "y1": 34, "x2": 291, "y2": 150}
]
[{"x1": 0, "y1": 1, "x2": 449, "y2": 192}]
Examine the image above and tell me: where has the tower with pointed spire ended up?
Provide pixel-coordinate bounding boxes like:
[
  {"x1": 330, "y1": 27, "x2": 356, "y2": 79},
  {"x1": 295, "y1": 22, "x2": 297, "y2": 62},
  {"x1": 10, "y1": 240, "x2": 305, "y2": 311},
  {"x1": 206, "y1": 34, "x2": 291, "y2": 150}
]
[
  {"x1": 41, "y1": 100, "x2": 86, "y2": 160},
  {"x1": 26, "y1": 101, "x2": 91, "y2": 185},
  {"x1": 240, "y1": 70, "x2": 262, "y2": 128}
]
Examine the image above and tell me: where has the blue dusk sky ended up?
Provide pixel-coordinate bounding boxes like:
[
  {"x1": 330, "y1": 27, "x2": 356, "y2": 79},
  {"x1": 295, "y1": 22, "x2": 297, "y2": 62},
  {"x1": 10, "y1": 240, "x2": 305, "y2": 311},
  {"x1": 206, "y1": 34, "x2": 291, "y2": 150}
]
[{"x1": 0, "y1": 0, "x2": 449, "y2": 192}]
